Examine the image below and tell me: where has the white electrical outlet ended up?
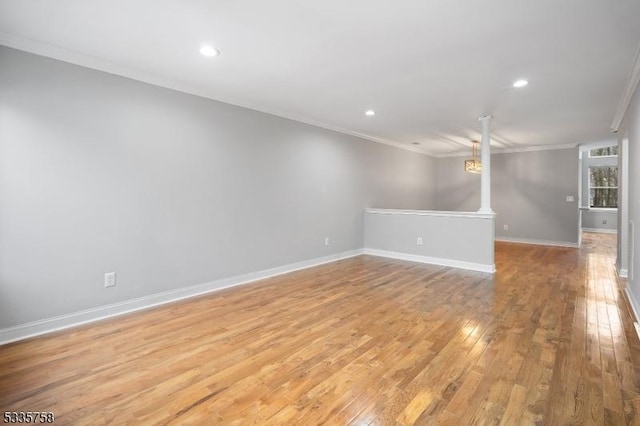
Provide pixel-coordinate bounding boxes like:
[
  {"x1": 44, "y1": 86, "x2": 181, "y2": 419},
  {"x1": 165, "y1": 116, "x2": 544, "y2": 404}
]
[
  {"x1": 566, "y1": 195, "x2": 575, "y2": 202},
  {"x1": 324, "y1": 237, "x2": 330, "y2": 246},
  {"x1": 104, "y1": 272, "x2": 116, "y2": 288},
  {"x1": 503, "y1": 224, "x2": 509, "y2": 231},
  {"x1": 417, "y1": 237, "x2": 423, "y2": 246},
  {"x1": 602, "y1": 219, "x2": 607, "y2": 225}
]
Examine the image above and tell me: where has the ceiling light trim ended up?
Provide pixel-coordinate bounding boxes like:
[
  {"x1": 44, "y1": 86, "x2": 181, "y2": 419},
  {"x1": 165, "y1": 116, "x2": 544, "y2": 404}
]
[
  {"x1": 0, "y1": 32, "x2": 435, "y2": 157},
  {"x1": 200, "y1": 45, "x2": 221, "y2": 57},
  {"x1": 611, "y1": 41, "x2": 640, "y2": 132},
  {"x1": 512, "y1": 79, "x2": 529, "y2": 88}
]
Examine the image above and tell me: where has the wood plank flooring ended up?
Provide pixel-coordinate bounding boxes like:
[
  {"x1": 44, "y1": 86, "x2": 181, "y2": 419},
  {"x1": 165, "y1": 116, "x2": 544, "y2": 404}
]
[{"x1": 2, "y1": 232, "x2": 640, "y2": 424}]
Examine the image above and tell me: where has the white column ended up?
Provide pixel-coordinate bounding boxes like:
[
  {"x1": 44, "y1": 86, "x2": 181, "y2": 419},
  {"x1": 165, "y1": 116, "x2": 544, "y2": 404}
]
[{"x1": 478, "y1": 115, "x2": 494, "y2": 213}]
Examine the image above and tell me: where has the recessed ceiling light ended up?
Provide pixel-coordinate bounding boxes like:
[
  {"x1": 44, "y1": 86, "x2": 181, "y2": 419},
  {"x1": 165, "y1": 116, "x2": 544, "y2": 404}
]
[
  {"x1": 412, "y1": 142, "x2": 421, "y2": 145},
  {"x1": 200, "y1": 45, "x2": 221, "y2": 57},
  {"x1": 513, "y1": 79, "x2": 529, "y2": 88},
  {"x1": 365, "y1": 110, "x2": 376, "y2": 116}
]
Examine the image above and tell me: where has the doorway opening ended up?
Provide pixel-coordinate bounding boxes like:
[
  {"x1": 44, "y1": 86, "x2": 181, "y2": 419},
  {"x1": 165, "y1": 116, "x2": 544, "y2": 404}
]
[{"x1": 578, "y1": 142, "x2": 619, "y2": 247}]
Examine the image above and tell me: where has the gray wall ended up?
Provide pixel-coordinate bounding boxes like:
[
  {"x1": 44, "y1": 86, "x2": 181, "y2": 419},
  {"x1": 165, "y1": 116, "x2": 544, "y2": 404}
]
[
  {"x1": 436, "y1": 148, "x2": 580, "y2": 245},
  {"x1": 579, "y1": 145, "x2": 618, "y2": 231},
  {"x1": 0, "y1": 46, "x2": 436, "y2": 328},
  {"x1": 619, "y1": 78, "x2": 640, "y2": 307},
  {"x1": 581, "y1": 210, "x2": 618, "y2": 231}
]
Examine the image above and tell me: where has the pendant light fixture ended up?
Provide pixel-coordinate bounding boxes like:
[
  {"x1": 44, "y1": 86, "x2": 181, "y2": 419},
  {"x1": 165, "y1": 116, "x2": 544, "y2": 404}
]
[{"x1": 464, "y1": 140, "x2": 482, "y2": 173}]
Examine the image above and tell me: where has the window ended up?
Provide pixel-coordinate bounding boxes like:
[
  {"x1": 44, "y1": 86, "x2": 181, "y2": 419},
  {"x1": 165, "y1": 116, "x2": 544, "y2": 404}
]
[
  {"x1": 589, "y1": 145, "x2": 618, "y2": 157},
  {"x1": 589, "y1": 166, "x2": 618, "y2": 208}
]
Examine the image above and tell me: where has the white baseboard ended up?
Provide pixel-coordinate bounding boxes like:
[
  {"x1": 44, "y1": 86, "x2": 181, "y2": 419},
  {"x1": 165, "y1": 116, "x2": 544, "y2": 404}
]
[
  {"x1": 618, "y1": 266, "x2": 629, "y2": 278},
  {"x1": 363, "y1": 248, "x2": 495, "y2": 273},
  {"x1": 495, "y1": 237, "x2": 579, "y2": 248},
  {"x1": 582, "y1": 228, "x2": 618, "y2": 234},
  {"x1": 0, "y1": 249, "x2": 364, "y2": 346},
  {"x1": 625, "y1": 288, "x2": 640, "y2": 325}
]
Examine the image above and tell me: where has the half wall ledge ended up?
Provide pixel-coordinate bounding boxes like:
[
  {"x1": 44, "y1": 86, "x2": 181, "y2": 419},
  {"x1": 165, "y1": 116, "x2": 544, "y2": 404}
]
[{"x1": 364, "y1": 208, "x2": 496, "y2": 273}]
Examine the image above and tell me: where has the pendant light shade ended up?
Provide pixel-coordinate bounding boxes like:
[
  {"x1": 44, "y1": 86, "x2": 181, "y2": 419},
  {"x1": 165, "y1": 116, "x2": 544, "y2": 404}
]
[{"x1": 464, "y1": 140, "x2": 482, "y2": 173}]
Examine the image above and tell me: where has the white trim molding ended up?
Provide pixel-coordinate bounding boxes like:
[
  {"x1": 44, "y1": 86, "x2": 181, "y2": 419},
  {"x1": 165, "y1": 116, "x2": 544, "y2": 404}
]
[
  {"x1": 585, "y1": 208, "x2": 618, "y2": 213},
  {"x1": 0, "y1": 33, "x2": 433, "y2": 158},
  {"x1": 435, "y1": 142, "x2": 578, "y2": 158},
  {"x1": 0, "y1": 34, "x2": 593, "y2": 159},
  {"x1": 612, "y1": 42, "x2": 640, "y2": 132},
  {"x1": 625, "y1": 288, "x2": 640, "y2": 324},
  {"x1": 581, "y1": 228, "x2": 617, "y2": 234},
  {"x1": 365, "y1": 208, "x2": 496, "y2": 219},
  {"x1": 578, "y1": 139, "x2": 619, "y2": 151},
  {"x1": 363, "y1": 248, "x2": 495, "y2": 274},
  {"x1": 0, "y1": 249, "x2": 364, "y2": 345},
  {"x1": 496, "y1": 237, "x2": 579, "y2": 248},
  {"x1": 618, "y1": 266, "x2": 629, "y2": 279},
  {"x1": 491, "y1": 142, "x2": 578, "y2": 155}
]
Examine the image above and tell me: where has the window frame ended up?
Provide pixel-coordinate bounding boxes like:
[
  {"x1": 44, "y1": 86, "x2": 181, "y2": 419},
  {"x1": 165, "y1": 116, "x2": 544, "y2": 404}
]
[
  {"x1": 588, "y1": 145, "x2": 618, "y2": 158},
  {"x1": 588, "y1": 165, "x2": 618, "y2": 210}
]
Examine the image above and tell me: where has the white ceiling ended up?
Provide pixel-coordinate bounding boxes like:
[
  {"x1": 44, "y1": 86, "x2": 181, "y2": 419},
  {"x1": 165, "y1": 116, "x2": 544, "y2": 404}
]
[{"x1": 1, "y1": 0, "x2": 639, "y2": 156}]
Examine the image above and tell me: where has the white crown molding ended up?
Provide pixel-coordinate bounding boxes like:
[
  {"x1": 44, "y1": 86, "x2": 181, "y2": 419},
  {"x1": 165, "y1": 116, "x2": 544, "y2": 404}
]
[
  {"x1": 363, "y1": 248, "x2": 496, "y2": 273},
  {"x1": 577, "y1": 139, "x2": 618, "y2": 150},
  {"x1": 495, "y1": 237, "x2": 579, "y2": 248},
  {"x1": 436, "y1": 142, "x2": 578, "y2": 158},
  {"x1": 490, "y1": 142, "x2": 578, "y2": 155},
  {"x1": 0, "y1": 32, "x2": 433, "y2": 158},
  {"x1": 611, "y1": 42, "x2": 640, "y2": 132},
  {"x1": 0, "y1": 248, "x2": 364, "y2": 345}
]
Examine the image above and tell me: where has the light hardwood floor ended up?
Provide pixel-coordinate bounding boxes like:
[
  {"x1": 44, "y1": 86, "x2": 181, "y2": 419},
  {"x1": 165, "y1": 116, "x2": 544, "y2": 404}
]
[{"x1": 2, "y1": 232, "x2": 640, "y2": 425}]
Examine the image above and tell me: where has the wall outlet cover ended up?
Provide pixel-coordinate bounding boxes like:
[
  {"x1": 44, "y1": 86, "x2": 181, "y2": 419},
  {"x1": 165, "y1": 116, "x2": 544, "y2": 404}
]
[{"x1": 104, "y1": 272, "x2": 116, "y2": 288}]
